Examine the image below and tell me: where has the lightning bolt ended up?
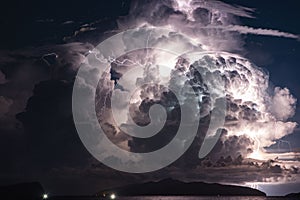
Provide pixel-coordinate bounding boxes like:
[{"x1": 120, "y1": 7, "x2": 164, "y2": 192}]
[{"x1": 89, "y1": 49, "x2": 147, "y2": 67}]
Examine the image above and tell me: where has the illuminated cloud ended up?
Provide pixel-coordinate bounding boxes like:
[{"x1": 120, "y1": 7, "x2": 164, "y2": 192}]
[
  {"x1": 270, "y1": 87, "x2": 297, "y2": 121},
  {"x1": 90, "y1": 0, "x2": 299, "y2": 178}
]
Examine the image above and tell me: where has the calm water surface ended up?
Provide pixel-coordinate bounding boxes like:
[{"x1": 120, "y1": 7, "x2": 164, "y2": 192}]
[
  {"x1": 118, "y1": 197, "x2": 295, "y2": 200},
  {"x1": 50, "y1": 196, "x2": 298, "y2": 200}
]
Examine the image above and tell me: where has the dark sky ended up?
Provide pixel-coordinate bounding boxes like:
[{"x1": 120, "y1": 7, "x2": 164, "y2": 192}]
[{"x1": 0, "y1": 0, "x2": 300, "y2": 196}]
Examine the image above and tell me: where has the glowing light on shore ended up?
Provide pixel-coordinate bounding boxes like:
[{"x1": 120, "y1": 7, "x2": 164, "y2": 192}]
[{"x1": 110, "y1": 193, "x2": 116, "y2": 199}]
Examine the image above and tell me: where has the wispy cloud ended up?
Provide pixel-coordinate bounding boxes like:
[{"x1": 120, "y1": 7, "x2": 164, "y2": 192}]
[
  {"x1": 204, "y1": 25, "x2": 300, "y2": 39},
  {"x1": 191, "y1": 0, "x2": 255, "y2": 18}
]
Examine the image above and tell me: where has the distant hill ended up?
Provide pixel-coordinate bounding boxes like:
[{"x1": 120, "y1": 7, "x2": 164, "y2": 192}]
[
  {"x1": 98, "y1": 179, "x2": 266, "y2": 197},
  {"x1": 285, "y1": 192, "x2": 300, "y2": 198},
  {"x1": 0, "y1": 182, "x2": 44, "y2": 200}
]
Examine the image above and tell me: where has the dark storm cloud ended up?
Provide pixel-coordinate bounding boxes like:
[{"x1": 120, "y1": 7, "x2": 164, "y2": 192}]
[
  {"x1": 0, "y1": 96, "x2": 13, "y2": 116},
  {"x1": 0, "y1": 42, "x2": 92, "y2": 131},
  {"x1": 0, "y1": 42, "x2": 95, "y2": 190},
  {"x1": 16, "y1": 80, "x2": 91, "y2": 172},
  {"x1": 0, "y1": 70, "x2": 6, "y2": 84},
  {"x1": 63, "y1": 19, "x2": 119, "y2": 45},
  {"x1": 0, "y1": 0, "x2": 133, "y2": 194},
  {"x1": 192, "y1": 7, "x2": 211, "y2": 25},
  {"x1": 208, "y1": 133, "x2": 254, "y2": 160}
]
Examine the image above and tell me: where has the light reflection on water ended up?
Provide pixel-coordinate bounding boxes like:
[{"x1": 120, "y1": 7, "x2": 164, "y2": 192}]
[
  {"x1": 111, "y1": 196, "x2": 294, "y2": 200},
  {"x1": 50, "y1": 196, "x2": 296, "y2": 200}
]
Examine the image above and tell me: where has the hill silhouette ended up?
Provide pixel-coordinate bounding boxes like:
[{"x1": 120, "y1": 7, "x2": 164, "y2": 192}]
[
  {"x1": 98, "y1": 178, "x2": 266, "y2": 197},
  {"x1": 0, "y1": 182, "x2": 44, "y2": 200},
  {"x1": 285, "y1": 192, "x2": 300, "y2": 198}
]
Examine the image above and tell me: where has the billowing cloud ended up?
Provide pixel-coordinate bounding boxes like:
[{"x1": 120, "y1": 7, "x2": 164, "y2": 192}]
[
  {"x1": 270, "y1": 87, "x2": 297, "y2": 121},
  {"x1": 86, "y1": 0, "x2": 299, "y2": 186}
]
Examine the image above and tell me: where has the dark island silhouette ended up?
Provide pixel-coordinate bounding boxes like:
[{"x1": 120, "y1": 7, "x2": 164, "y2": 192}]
[
  {"x1": 98, "y1": 178, "x2": 266, "y2": 197},
  {"x1": 285, "y1": 192, "x2": 300, "y2": 198},
  {"x1": 0, "y1": 182, "x2": 45, "y2": 200},
  {"x1": 4, "y1": 180, "x2": 300, "y2": 199}
]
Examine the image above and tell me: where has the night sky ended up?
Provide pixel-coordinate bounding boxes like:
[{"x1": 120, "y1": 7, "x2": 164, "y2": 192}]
[{"x1": 0, "y1": 0, "x2": 300, "y2": 197}]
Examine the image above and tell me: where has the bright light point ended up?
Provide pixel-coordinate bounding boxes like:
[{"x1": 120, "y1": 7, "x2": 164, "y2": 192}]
[
  {"x1": 43, "y1": 194, "x2": 48, "y2": 199},
  {"x1": 110, "y1": 193, "x2": 116, "y2": 199}
]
